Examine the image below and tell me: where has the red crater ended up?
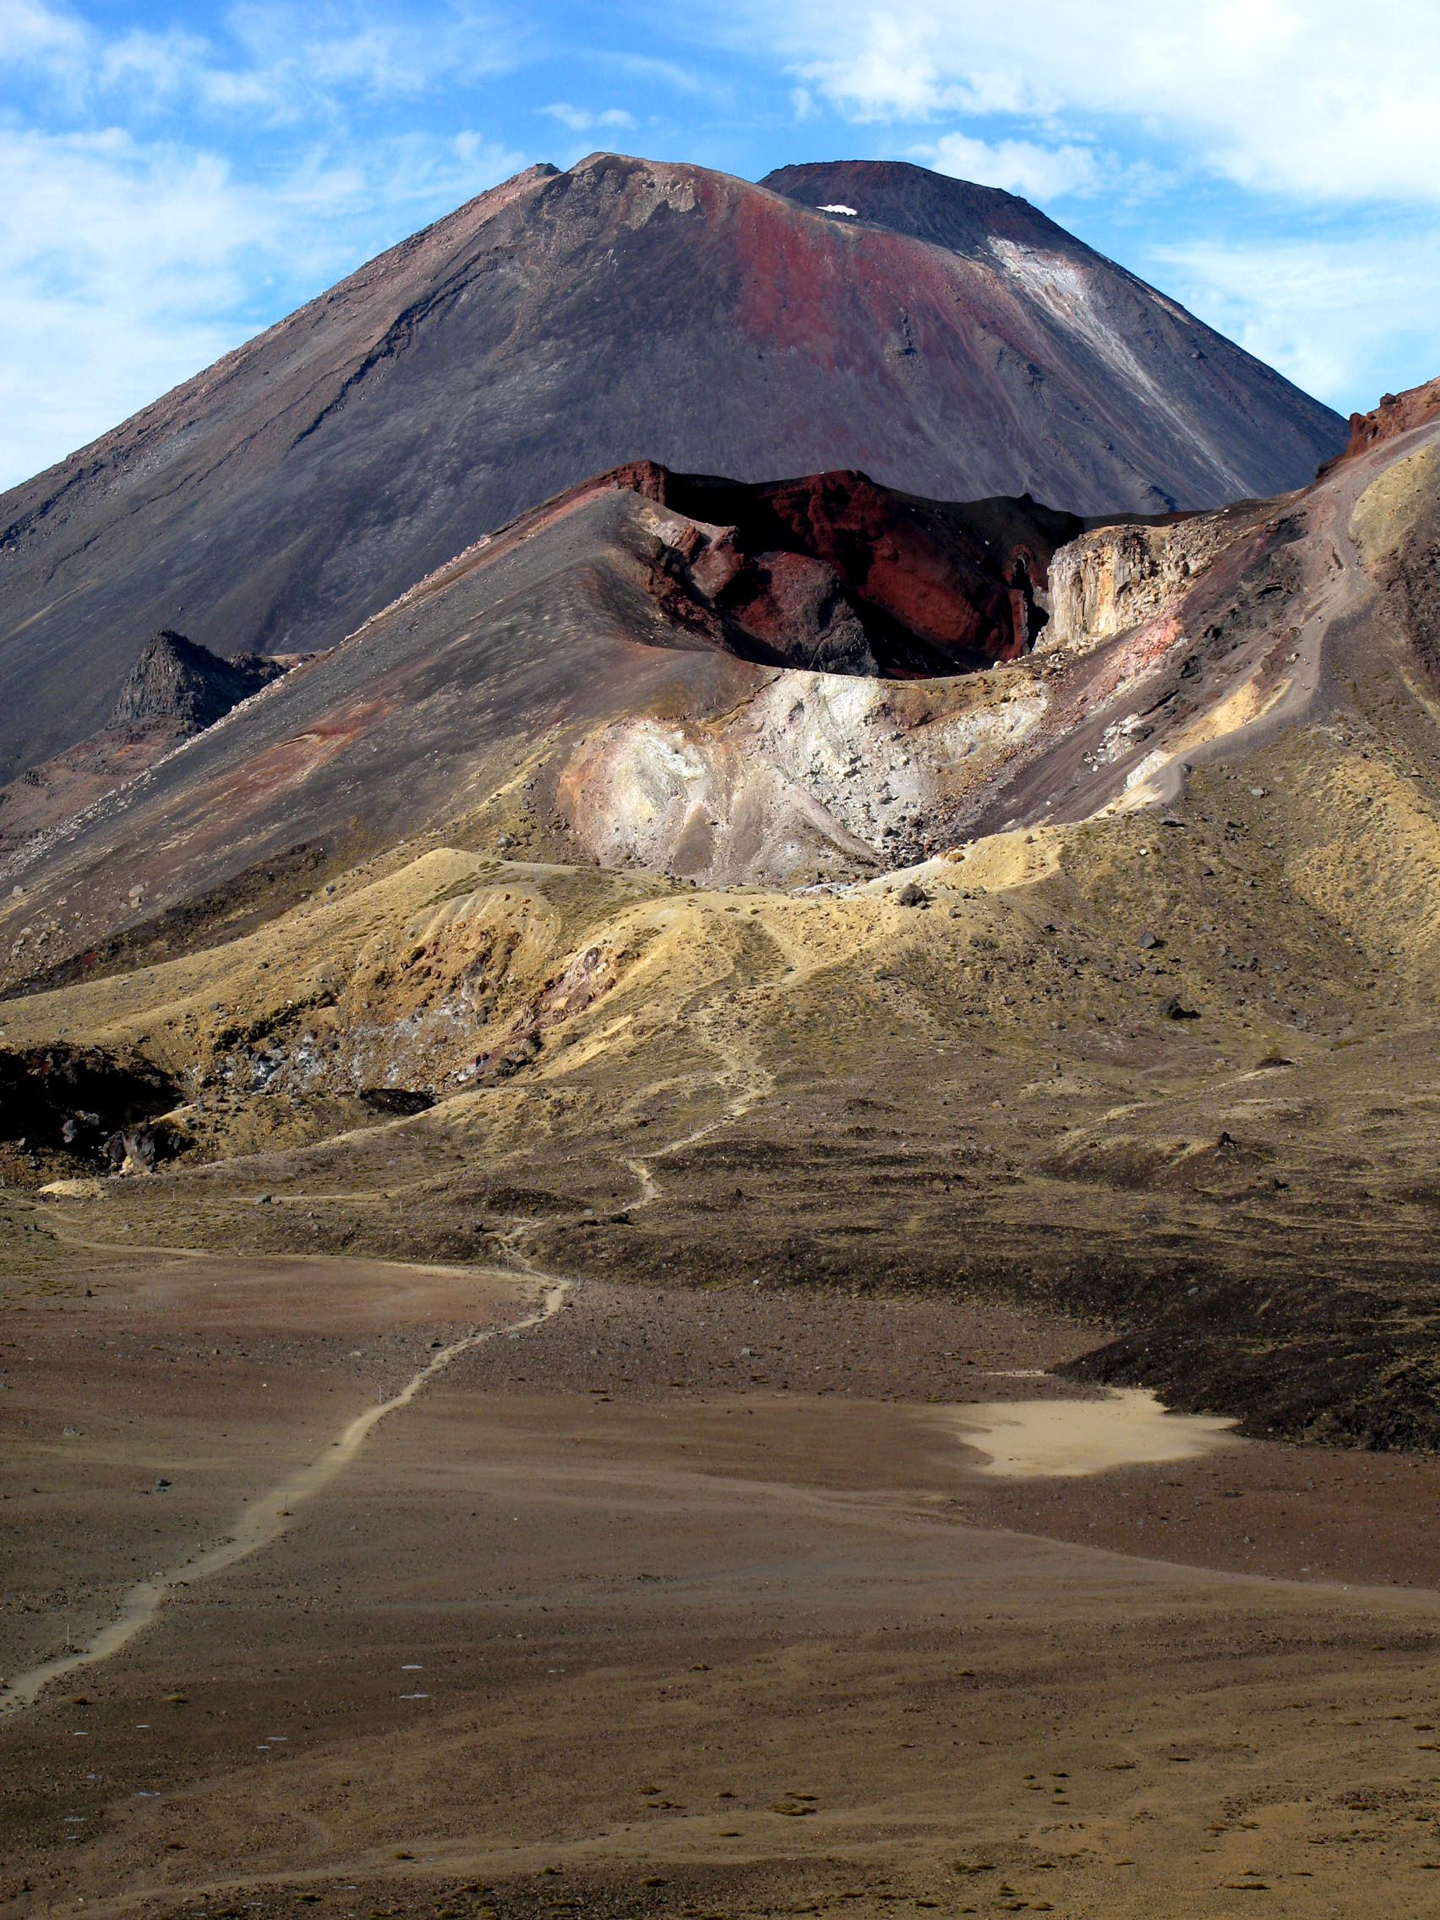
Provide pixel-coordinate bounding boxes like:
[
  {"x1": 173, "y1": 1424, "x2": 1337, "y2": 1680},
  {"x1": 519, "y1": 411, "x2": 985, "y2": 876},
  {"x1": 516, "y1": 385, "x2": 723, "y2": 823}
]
[{"x1": 600, "y1": 461, "x2": 1087, "y2": 676}]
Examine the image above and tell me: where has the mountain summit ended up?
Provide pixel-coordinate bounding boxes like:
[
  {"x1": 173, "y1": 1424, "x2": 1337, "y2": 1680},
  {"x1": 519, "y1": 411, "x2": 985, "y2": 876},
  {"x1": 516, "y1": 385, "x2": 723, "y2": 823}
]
[{"x1": 0, "y1": 152, "x2": 1344, "y2": 778}]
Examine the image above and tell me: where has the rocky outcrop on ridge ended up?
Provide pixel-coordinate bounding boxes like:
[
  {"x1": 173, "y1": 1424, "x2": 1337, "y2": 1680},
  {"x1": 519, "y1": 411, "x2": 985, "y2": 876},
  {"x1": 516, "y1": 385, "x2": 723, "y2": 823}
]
[
  {"x1": 111, "y1": 630, "x2": 285, "y2": 734},
  {"x1": 1338, "y1": 376, "x2": 1440, "y2": 462},
  {"x1": 1042, "y1": 510, "x2": 1252, "y2": 657},
  {"x1": 0, "y1": 631, "x2": 289, "y2": 855}
]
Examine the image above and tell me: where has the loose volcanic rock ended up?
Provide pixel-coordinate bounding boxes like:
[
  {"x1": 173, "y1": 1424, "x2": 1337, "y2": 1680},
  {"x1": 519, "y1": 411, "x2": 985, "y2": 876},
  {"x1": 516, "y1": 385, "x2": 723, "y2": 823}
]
[{"x1": 0, "y1": 1043, "x2": 179, "y2": 1179}]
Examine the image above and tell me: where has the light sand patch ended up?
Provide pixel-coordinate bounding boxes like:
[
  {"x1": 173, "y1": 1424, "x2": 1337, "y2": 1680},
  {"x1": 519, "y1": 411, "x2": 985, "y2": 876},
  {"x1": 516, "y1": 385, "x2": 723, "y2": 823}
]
[{"x1": 949, "y1": 1387, "x2": 1241, "y2": 1479}]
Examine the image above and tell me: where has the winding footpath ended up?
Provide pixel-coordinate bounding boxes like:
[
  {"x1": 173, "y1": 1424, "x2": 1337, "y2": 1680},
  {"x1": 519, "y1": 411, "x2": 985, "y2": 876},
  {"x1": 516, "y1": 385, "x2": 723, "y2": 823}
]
[
  {"x1": 0, "y1": 1271, "x2": 570, "y2": 1717},
  {"x1": 3, "y1": 905, "x2": 797, "y2": 1719}
]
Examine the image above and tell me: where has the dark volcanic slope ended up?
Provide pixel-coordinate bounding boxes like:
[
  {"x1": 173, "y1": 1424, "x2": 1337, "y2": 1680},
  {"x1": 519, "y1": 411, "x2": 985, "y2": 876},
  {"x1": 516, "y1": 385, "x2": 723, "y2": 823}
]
[
  {"x1": 0, "y1": 152, "x2": 1344, "y2": 778},
  {"x1": 0, "y1": 480, "x2": 771, "y2": 983},
  {"x1": 0, "y1": 465, "x2": 1091, "y2": 979},
  {"x1": 0, "y1": 632, "x2": 287, "y2": 856}
]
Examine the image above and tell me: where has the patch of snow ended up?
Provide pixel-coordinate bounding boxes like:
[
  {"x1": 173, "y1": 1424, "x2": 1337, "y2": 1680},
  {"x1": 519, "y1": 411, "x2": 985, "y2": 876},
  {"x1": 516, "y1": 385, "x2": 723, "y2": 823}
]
[{"x1": 819, "y1": 203, "x2": 858, "y2": 216}]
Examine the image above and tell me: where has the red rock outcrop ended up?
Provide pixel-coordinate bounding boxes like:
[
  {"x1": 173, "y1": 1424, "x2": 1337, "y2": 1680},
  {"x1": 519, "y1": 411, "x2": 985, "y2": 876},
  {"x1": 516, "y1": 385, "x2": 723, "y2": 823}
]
[
  {"x1": 598, "y1": 462, "x2": 1085, "y2": 674},
  {"x1": 1339, "y1": 377, "x2": 1440, "y2": 462}
]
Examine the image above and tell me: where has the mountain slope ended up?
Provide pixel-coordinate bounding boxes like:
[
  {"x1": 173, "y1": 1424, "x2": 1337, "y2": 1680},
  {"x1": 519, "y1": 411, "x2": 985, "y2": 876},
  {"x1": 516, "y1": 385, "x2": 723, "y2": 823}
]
[
  {"x1": 0, "y1": 387, "x2": 1428, "y2": 996},
  {"x1": 4, "y1": 383, "x2": 1440, "y2": 1448},
  {"x1": 0, "y1": 465, "x2": 1091, "y2": 981},
  {"x1": 0, "y1": 152, "x2": 1344, "y2": 780},
  {"x1": 0, "y1": 632, "x2": 288, "y2": 854}
]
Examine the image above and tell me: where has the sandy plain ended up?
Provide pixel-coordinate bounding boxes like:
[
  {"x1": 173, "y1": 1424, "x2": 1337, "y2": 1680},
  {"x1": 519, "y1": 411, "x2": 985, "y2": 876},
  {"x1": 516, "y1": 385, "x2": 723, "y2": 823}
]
[{"x1": 6, "y1": 1230, "x2": 1440, "y2": 1920}]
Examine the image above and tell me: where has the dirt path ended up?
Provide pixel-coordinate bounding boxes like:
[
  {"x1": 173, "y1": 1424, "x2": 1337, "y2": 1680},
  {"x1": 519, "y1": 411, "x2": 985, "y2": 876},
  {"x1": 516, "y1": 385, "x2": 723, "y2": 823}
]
[
  {"x1": 621, "y1": 901, "x2": 835, "y2": 1211},
  {"x1": 0, "y1": 1267, "x2": 570, "y2": 1717}
]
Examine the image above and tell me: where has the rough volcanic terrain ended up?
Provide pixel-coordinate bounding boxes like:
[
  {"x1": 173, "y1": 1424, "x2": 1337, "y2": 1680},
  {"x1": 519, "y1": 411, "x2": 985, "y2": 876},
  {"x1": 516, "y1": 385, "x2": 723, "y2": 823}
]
[
  {"x1": 0, "y1": 152, "x2": 1344, "y2": 779},
  {"x1": 598, "y1": 463, "x2": 1085, "y2": 673},
  {"x1": 5, "y1": 380, "x2": 1440, "y2": 1457},
  {"x1": 0, "y1": 632, "x2": 291, "y2": 855},
  {"x1": 8, "y1": 1152, "x2": 1440, "y2": 1919},
  {"x1": 3, "y1": 170, "x2": 1438, "y2": 1915},
  {"x1": 0, "y1": 461, "x2": 1101, "y2": 968}
]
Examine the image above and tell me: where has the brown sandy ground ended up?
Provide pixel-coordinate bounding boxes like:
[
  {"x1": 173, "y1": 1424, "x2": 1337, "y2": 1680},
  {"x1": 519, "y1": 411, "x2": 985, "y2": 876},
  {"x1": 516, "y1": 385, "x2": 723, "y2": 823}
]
[
  {"x1": 11, "y1": 724, "x2": 1440, "y2": 1449},
  {"x1": 6, "y1": 1243, "x2": 1440, "y2": 1920},
  {"x1": 0, "y1": 1248, "x2": 522, "y2": 1680}
]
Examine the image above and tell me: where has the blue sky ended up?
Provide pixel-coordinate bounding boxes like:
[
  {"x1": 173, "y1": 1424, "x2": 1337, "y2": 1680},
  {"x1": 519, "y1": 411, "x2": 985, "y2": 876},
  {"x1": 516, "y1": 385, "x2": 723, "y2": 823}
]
[{"x1": 4, "y1": 0, "x2": 1438, "y2": 489}]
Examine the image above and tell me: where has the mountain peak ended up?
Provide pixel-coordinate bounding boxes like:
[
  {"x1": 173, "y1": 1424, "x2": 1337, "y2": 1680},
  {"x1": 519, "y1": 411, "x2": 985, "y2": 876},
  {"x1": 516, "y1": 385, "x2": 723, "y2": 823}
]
[
  {"x1": 0, "y1": 150, "x2": 1344, "y2": 781},
  {"x1": 760, "y1": 158, "x2": 1076, "y2": 255}
]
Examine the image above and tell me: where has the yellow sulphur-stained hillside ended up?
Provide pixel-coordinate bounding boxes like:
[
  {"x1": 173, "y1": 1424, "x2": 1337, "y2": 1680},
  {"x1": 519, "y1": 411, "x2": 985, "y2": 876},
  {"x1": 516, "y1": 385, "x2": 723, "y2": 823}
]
[{"x1": 4, "y1": 382, "x2": 1440, "y2": 1450}]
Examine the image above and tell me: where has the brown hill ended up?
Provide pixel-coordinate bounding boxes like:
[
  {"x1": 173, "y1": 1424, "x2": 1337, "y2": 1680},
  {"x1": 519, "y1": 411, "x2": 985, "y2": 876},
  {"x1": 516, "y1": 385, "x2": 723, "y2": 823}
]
[
  {"x1": 0, "y1": 152, "x2": 1343, "y2": 781},
  {"x1": 4, "y1": 378, "x2": 1440, "y2": 1452}
]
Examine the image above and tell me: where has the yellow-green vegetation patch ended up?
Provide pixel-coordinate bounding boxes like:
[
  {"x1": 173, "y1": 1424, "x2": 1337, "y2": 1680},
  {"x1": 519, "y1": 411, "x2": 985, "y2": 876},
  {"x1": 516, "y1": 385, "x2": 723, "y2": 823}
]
[{"x1": 1351, "y1": 439, "x2": 1440, "y2": 565}]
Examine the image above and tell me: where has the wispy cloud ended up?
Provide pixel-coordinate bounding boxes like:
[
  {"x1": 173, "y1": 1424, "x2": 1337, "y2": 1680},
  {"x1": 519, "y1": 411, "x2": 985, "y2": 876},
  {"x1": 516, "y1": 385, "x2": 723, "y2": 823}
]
[
  {"x1": 596, "y1": 50, "x2": 709, "y2": 97},
  {"x1": 920, "y1": 131, "x2": 1109, "y2": 202},
  {"x1": 0, "y1": 0, "x2": 531, "y2": 489},
  {"x1": 542, "y1": 102, "x2": 638, "y2": 133},
  {"x1": 696, "y1": 0, "x2": 1440, "y2": 208},
  {"x1": 1151, "y1": 230, "x2": 1440, "y2": 412},
  {"x1": 4, "y1": 0, "x2": 529, "y2": 126},
  {"x1": 3, "y1": 0, "x2": 84, "y2": 59}
]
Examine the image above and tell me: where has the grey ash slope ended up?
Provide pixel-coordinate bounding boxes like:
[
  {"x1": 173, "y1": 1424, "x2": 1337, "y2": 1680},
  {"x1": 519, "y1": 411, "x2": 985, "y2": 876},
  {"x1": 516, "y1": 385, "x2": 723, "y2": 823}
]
[
  {"x1": 0, "y1": 152, "x2": 1345, "y2": 779},
  {"x1": 0, "y1": 631, "x2": 287, "y2": 856}
]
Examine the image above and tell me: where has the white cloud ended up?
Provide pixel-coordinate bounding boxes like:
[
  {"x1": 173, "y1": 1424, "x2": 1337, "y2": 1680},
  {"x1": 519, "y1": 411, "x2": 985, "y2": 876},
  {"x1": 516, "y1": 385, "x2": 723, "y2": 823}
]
[
  {"x1": 541, "y1": 103, "x2": 639, "y2": 133},
  {"x1": 1, "y1": 0, "x2": 83, "y2": 61},
  {"x1": 0, "y1": 0, "x2": 538, "y2": 488},
  {"x1": 221, "y1": 2, "x2": 527, "y2": 112},
  {"x1": 4, "y1": 0, "x2": 528, "y2": 127},
  {"x1": 0, "y1": 0, "x2": 77, "y2": 54},
  {"x1": 700, "y1": 0, "x2": 1440, "y2": 207},
  {"x1": 1151, "y1": 232, "x2": 1440, "y2": 411},
  {"x1": 922, "y1": 131, "x2": 1106, "y2": 201},
  {"x1": 599, "y1": 52, "x2": 709, "y2": 97},
  {"x1": 0, "y1": 124, "x2": 528, "y2": 489}
]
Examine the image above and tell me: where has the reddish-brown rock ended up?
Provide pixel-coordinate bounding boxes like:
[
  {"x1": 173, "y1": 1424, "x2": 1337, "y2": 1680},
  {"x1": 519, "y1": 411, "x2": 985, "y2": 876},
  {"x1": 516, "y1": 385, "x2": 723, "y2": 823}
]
[
  {"x1": 597, "y1": 462, "x2": 1084, "y2": 673},
  {"x1": 1339, "y1": 377, "x2": 1440, "y2": 462}
]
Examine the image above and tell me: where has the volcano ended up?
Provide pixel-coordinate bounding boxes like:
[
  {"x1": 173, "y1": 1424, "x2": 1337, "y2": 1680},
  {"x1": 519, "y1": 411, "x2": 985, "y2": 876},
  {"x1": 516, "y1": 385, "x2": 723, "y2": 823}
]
[{"x1": 0, "y1": 152, "x2": 1344, "y2": 781}]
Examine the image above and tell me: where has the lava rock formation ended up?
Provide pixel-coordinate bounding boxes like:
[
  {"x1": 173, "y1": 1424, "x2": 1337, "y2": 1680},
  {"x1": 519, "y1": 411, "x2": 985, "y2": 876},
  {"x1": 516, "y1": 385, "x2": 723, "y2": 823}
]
[{"x1": 608, "y1": 463, "x2": 1084, "y2": 673}]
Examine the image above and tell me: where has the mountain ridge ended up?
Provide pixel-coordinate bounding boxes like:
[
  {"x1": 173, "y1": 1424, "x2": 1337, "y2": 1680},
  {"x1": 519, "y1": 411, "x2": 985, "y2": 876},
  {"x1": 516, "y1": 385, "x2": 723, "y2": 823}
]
[{"x1": 0, "y1": 151, "x2": 1344, "y2": 782}]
